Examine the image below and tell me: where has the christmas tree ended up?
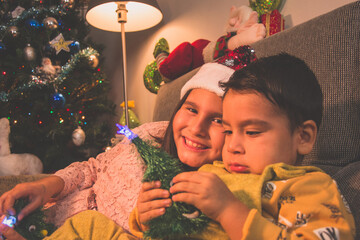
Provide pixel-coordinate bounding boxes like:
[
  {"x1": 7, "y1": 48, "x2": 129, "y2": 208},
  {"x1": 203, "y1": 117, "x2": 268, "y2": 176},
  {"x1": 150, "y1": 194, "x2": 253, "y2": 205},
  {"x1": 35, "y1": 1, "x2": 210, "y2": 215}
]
[{"x1": 0, "y1": 0, "x2": 116, "y2": 172}]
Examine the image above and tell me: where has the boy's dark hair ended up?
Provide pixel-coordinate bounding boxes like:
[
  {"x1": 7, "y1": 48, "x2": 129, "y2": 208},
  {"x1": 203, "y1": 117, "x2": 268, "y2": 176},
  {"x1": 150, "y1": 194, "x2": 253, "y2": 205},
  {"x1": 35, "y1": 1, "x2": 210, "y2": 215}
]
[{"x1": 220, "y1": 53, "x2": 323, "y2": 131}]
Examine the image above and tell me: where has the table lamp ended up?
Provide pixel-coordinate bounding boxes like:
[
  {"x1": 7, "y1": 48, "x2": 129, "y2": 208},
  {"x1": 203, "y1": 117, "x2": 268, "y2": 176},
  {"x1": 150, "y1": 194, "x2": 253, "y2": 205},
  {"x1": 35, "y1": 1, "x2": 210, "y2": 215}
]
[{"x1": 86, "y1": 0, "x2": 163, "y2": 126}]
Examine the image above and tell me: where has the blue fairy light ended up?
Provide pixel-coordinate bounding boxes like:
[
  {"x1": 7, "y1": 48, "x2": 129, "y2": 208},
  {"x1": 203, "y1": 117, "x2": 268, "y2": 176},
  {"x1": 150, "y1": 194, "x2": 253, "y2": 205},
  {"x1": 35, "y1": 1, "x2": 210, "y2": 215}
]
[
  {"x1": 26, "y1": 19, "x2": 40, "y2": 29},
  {"x1": 116, "y1": 124, "x2": 138, "y2": 140}
]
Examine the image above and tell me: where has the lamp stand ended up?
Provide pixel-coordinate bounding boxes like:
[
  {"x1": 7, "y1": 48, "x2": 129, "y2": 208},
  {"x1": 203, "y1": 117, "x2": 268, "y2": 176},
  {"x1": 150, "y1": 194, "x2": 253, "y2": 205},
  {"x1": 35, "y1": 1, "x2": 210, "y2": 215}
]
[{"x1": 117, "y1": 3, "x2": 129, "y2": 126}]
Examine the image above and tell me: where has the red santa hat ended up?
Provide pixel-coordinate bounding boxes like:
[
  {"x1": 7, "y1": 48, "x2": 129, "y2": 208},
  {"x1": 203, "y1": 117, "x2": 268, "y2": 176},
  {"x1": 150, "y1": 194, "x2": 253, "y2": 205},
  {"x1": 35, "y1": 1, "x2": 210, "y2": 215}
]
[{"x1": 180, "y1": 45, "x2": 257, "y2": 99}]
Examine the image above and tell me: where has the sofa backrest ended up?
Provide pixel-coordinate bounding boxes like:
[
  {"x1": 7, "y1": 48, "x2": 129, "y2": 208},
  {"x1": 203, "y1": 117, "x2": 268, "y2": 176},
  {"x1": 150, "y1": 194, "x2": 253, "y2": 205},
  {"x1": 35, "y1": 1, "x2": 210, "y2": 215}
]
[{"x1": 153, "y1": 68, "x2": 199, "y2": 122}]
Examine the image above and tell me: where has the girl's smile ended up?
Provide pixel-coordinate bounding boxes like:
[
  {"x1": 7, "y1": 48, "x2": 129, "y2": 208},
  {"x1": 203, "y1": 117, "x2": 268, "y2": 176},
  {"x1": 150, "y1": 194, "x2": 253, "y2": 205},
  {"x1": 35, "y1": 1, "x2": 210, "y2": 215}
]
[{"x1": 183, "y1": 137, "x2": 209, "y2": 150}]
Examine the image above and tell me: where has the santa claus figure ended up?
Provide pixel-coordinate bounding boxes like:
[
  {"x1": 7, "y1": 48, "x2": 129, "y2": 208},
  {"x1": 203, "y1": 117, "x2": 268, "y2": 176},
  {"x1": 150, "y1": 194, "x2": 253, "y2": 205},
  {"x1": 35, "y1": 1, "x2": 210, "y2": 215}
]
[{"x1": 37, "y1": 57, "x2": 61, "y2": 82}]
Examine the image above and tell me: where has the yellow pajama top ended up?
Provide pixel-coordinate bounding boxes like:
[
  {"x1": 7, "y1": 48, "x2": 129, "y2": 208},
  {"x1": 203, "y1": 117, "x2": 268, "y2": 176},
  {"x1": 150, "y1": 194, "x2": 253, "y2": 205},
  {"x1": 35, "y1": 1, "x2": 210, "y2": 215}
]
[{"x1": 129, "y1": 162, "x2": 355, "y2": 239}]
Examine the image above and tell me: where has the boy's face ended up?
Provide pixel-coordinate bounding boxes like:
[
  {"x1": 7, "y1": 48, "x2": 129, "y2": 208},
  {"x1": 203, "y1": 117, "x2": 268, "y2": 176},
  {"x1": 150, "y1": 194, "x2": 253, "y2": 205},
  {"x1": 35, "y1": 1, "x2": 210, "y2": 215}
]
[{"x1": 222, "y1": 90, "x2": 301, "y2": 174}]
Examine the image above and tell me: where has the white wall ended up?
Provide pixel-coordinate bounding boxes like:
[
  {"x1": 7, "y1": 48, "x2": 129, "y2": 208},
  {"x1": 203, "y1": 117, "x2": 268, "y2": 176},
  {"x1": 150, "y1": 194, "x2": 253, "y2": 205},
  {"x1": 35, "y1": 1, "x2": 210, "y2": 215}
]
[{"x1": 89, "y1": 0, "x2": 356, "y2": 125}]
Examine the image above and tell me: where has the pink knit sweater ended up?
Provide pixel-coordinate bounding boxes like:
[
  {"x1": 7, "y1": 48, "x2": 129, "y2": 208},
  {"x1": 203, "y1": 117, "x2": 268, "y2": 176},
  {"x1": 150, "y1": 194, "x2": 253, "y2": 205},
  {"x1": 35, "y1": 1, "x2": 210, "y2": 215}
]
[{"x1": 47, "y1": 121, "x2": 169, "y2": 232}]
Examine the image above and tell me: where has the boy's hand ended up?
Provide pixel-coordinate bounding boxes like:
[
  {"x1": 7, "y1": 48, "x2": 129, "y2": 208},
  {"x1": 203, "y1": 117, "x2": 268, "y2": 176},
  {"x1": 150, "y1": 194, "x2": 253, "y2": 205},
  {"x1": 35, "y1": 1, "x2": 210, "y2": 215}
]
[
  {"x1": 170, "y1": 171, "x2": 241, "y2": 222},
  {"x1": 137, "y1": 181, "x2": 172, "y2": 230}
]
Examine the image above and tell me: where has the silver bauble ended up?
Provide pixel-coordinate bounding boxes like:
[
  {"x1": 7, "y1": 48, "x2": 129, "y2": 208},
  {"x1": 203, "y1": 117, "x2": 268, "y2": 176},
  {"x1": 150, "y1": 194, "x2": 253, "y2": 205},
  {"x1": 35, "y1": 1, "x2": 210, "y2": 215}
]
[
  {"x1": 72, "y1": 127, "x2": 86, "y2": 146},
  {"x1": 43, "y1": 17, "x2": 58, "y2": 30},
  {"x1": 24, "y1": 44, "x2": 36, "y2": 61},
  {"x1": 8, "y1": 26, "x2": 19, "y2": 37}
]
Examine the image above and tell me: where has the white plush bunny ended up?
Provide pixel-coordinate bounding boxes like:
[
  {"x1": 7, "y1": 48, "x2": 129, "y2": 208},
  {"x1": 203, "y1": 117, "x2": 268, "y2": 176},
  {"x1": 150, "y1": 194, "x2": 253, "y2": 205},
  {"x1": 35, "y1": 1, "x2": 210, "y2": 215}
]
[{"x1": 0, "y1": 118, "x2": 43, "y2": 176}]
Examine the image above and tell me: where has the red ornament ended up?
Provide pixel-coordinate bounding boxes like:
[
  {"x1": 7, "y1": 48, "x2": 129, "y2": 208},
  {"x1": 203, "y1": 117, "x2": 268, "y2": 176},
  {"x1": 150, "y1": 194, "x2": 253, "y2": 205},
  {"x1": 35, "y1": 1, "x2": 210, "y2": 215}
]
[{"x1": 261, "y1": 9, "x2": 284, "y2": 37}]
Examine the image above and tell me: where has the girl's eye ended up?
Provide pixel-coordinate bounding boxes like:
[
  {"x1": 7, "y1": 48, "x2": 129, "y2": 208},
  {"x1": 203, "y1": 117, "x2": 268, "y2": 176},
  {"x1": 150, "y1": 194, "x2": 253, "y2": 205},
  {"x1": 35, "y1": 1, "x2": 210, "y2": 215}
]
[
  {"x1": 186, "y1": 107, "x2": 197, "y2": 114},
  {"x1": 213, "y1": 118, "x2": 222, "y2": 124}
]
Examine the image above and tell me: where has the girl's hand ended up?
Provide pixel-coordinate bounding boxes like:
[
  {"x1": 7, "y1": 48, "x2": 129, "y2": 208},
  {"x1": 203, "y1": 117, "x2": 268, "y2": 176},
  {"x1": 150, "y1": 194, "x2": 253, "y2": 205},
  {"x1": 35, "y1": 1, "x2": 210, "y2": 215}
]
[
  {"x1": 0, "y1": 176, "x2": 64, "y2": 221},
  {"x1": 137, "y1": 181, "x2": 172, "y2": 230},
  {"x1": 0, "y1": 215, "x2": 26, "y2": 240},
  {"x1": 0, "y1": 182, "x2": 46, "y2": 221}
]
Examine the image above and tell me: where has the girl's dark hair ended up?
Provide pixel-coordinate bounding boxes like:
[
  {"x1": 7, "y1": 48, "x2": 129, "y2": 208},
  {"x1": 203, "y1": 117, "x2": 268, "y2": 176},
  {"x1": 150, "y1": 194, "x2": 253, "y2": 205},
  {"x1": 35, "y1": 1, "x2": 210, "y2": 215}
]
[
  {"x1": 159, "y1": 91, "x2": 191, "y2": 158},
  {"x1": 220, "y1": 53, "x2": 323, "y2": 132}
]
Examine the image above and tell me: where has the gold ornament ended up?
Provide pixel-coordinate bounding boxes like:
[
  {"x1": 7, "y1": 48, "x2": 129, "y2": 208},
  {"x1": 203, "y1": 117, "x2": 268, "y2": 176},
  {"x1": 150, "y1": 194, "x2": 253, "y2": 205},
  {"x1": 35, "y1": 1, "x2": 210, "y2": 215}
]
[
  {"x1": 8, "y1": 26, "x2": 19, "y2": 37},
  {"x1": 88, "y1": 54, "x2": 99, "y2": 68},
  {"x1": 40, "y1": 229, "x2": 49, "y2": 237},
  {"x1": 72, "y1": 127, "x2": 86, "y2": 146},
  {"x1": 43, "y1": 17, "x2": 58, "y2": 30}
]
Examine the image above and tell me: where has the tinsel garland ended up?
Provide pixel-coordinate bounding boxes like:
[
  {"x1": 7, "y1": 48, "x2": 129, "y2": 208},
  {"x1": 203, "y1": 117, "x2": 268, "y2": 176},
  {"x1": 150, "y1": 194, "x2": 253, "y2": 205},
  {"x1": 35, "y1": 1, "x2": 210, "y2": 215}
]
[
  {"x1": 249, "y1": 0, "x2": 284, "y2": 15},
  {"x1": 53, "y1": 47, "x2": 99, "y2": 84},
  {"x1": 0, "y1": 5, "x2": 67, "y2": 32},
  {"x1": 117, "y1": 125, "x2": 210, "y2": 239},
  {"x1": 0, "y1": 47, "x2": 99, "y2": 102}
]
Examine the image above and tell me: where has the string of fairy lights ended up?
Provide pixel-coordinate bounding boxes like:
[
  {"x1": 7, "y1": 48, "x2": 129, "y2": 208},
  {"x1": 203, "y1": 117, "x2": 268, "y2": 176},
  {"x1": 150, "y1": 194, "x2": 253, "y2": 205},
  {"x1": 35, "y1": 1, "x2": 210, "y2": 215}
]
[{"x1": 0, "y1": 47, "x2": 100, "y2": 101}]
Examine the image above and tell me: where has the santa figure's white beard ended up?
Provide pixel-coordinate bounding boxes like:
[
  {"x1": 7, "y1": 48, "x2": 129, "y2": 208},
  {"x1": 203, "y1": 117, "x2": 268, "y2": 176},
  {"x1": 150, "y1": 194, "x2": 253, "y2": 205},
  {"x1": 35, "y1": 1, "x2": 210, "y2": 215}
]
[{"x1": 43, "y1": 64, "x2": 56, "y2": 75}]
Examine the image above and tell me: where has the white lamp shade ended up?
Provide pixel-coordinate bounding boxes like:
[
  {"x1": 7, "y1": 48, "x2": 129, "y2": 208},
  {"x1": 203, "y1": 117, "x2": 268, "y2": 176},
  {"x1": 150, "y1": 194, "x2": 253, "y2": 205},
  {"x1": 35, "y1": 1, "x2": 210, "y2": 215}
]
[{"x1": 86, "y1": 0, "x2": 163, "y2": 32}]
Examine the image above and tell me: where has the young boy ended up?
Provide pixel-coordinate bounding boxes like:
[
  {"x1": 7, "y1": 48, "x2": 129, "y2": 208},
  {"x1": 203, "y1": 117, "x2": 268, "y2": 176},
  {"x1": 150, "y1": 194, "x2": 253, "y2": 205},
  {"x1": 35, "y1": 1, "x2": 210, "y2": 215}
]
[{"x1": 169, "y1": 53, "x2": 355, "y2": 239}]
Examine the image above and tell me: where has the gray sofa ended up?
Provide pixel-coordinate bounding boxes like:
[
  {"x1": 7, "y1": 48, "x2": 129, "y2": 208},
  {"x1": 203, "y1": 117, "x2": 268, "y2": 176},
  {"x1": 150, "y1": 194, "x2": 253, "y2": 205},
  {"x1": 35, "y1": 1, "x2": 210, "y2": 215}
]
[
  {"x1": 153, "y1": 1, "x2": 360, "y2": 237},
  {"x1": 0, "y1": 1, "x2": 358, "y2": 238}
]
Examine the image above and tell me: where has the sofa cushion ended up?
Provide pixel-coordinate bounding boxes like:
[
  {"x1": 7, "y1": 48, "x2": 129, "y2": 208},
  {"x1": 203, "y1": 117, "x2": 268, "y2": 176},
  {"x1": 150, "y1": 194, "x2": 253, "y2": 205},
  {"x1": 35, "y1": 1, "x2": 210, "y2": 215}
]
[{"x1": 0, "y1": 174, "x2": 50, "y2": 196}]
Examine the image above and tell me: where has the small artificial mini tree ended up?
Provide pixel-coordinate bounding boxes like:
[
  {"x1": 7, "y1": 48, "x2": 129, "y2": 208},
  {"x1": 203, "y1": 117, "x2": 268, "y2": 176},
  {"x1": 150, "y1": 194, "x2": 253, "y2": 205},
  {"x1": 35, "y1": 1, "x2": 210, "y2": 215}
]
[{"x1": 117, "y1": 124, "x2": 210, "y2": 239}]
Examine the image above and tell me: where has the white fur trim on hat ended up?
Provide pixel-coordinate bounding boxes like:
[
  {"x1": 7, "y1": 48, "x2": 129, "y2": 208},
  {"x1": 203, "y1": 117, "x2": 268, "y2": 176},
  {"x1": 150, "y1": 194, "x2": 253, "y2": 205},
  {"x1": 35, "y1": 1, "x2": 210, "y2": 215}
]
[{"x1": 180, "y1": 63, "x2": 235, "y2": 99}]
